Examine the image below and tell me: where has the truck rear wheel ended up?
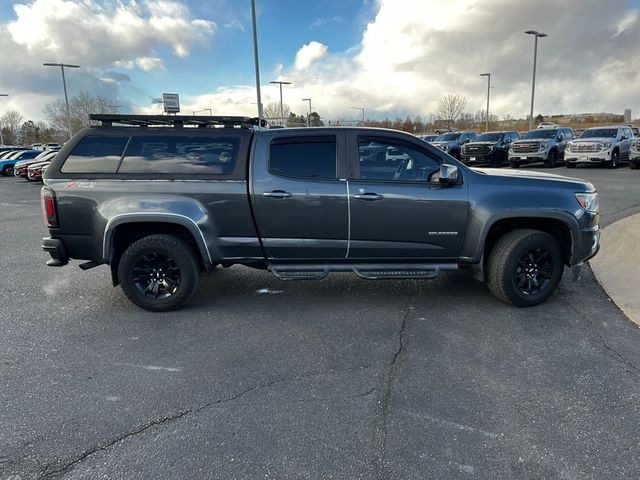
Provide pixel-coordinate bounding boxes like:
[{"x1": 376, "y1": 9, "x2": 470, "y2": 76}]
[
  {"x1": 486, "y1": 229, "x2": 563, "y2": 307},
  {"x1": 118, "y1": 234, "x2": 200, "y2": 312},
  {"x1": 630, "y1": 161, "x2": 639, "y2": 170}
]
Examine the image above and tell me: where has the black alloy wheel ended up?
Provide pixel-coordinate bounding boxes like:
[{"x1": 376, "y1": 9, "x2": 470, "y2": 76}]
[
  {"x1": 486, "y1": 229, "x2": 563, "y2": 307},
  {"x1": 118, "y1": 234, "x2": 201, "y2": 311},
  {"x1": 514, "y1": 247, "x2": 554, "y2": 296},
  {"x1": 1, "y1": 165, "x2": 13, "y2": 176},
  {"x1": 132, "y1": 252, "x2": 181, "y2": 300}
]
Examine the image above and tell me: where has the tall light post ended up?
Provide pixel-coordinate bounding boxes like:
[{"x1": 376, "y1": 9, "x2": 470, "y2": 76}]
[
  {"x1": 350, "y1": 106, "x2": 364, "y2": 126},
  {"x1": 525, "y1": 30, "x2": 547, "y2": 131},
  {"x1": 43, "y1": 62, "x2": 80, "y2": 139},
  {"x1": 270, "y1": 81, "x2": 291, "y2": 126},
  {"x1": 0, "y1": 94, "x2": 7, "y2": 146},
  {"x1": 302, "y1": 98, "x2": 312, "y2": 127},
  {"x1": 480, "y1": 73, "x2": 491, "y2": 132},
  {"x1": 250, "y1": 0, "x2": 263, "y2": 121}
]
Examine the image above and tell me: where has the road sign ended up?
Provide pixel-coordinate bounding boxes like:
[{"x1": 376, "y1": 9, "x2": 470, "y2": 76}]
[{"x1": 162, "y1": 93, "x2": 180, "y2": 113}]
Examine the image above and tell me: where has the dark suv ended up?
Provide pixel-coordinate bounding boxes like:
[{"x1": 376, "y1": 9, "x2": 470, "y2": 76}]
[
  {"x1": 41, "y1": 114, "x2": 600, "y2": 311},
  {"x1": 461, "y1": 131, "x2": 519, "y2": 167},
  {"x1": 431, "y1": 131, "x2": 477, "y2": 159}
]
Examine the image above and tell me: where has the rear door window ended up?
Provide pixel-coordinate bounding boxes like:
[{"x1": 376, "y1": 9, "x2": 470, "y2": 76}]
[
  {"x1": 61, "y1": 136, "x2": 129, "y2": 173},
  {"x1": 118, "y1": 135, "x2": 239, "y2": 175},
  {"x1": 269, "y1": 135, "x2": 337, "y2": 179}
]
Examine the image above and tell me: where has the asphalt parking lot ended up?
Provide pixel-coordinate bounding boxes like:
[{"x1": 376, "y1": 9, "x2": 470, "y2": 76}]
[{"x1": 1, "y1": 165, "x2": 640, "y2": 480}]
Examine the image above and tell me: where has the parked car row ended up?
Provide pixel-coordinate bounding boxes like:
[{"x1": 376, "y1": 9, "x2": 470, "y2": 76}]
[
  {"x1": 0, "y1": 148, "x2": 56, "y2": 180},
  {"x1": 419, "y1": 124, "x2": 640, "y2": 169}
]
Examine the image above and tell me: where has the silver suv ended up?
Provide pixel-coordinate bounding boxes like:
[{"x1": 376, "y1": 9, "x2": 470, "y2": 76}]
[
  {"x1": 509, "y1": 127, "x2": 573, "y2": 168},
  {"x1": 565, "y1": 126, "x2": 633, "y2": 169}
]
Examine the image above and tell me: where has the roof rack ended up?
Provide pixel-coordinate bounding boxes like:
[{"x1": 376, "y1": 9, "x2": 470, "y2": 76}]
[{"x1": 89, "y1": 114, "x2": 268, "y2": 129}]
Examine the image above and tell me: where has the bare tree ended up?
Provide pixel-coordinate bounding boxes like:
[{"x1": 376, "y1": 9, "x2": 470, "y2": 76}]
[
  {"x1": 0, "y1": 111, "x2": 24, "y2": 145},
  {"x1": 434, "y1": 94, "x2": 467, "y2": 128},
  {"x1": 44, "y1": 91, "x2": 114, "y2": 136},
  {"x1": 264, "y1": 101, "x2": 291, "y2": 126}
]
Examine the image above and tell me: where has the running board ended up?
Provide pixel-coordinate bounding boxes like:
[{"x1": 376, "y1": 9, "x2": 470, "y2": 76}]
[{"x1": 269, "y1": 263, "x2": 457, "y2": 281}]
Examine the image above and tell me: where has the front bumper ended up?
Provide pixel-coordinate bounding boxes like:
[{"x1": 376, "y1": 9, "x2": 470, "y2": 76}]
[
  {"x1": 508, "y1": 151, "x2": 548, "y2": 162},
  {"x1": 461, "y1": 151, "x2": 500, "y2": 165},
  {"x1": 42, "y1": 237, "x2": 69, "y2": 267},
  {"x1": 565, "y1": 151, "x2": 611, "y2": 164}
]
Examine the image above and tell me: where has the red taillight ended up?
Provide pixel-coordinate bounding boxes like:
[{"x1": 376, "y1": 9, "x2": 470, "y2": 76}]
[{"x1": 41, "y1": 187, "x2": 58, "y2": 228}]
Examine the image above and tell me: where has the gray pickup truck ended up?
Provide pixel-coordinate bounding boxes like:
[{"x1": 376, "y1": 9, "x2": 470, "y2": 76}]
[{"x1": 41, "y1": 115, "x2": 600, "y2": 311}]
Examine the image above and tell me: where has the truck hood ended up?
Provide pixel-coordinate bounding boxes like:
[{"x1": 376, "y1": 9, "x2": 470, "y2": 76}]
[
  {"x1": 470, "y1": 167, "x2": 595, "y2": 190},
  {"x1": 571, "y1": 137, "x2": 614, "y2": 144}
]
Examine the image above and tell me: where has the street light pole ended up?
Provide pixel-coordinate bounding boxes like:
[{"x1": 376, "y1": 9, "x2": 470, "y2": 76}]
[
  {"x1": 302, "y1": 98, "x2": 312, "y2": 127},
  {"x1": 43, "y1": 63, "x2": 80, "y2": 139},
  {"x1": 480, "y1": 73, "x2": 491, "y2": 132},
  {"x1": 525, "y1": 30, "x2": 547, "y2": 131},
  {"x1": 270, "y1": 80, "x2": 292, "y2": 126},
  {"x1": 250, "y1": 0, "x2": 263, "y2": 121},
  {"x1": 350, "y1": 106, "x2": 364, "y2": 126},
  {"x1": 0, "y1": 94, "x2": 7, "y2": 146}
]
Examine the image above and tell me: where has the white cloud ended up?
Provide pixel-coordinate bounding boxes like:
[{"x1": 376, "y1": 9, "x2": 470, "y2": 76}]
[
  {"x1": 294, "y1": 41, "x2": 328, "y2": 71},
  {"x1": 136, "y1": 57, "x2": 165, "y2": 71},
  {"x1": 224, "y1": 19, "x2": 245, "y2": 32},
  {"x1": 6, "y1": 0, "x2": 215, "y2": 67}
]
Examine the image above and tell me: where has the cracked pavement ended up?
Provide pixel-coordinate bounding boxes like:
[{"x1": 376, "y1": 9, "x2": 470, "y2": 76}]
[{"x1": 2, "y1": 166, "x2": 640, "y2": 479}]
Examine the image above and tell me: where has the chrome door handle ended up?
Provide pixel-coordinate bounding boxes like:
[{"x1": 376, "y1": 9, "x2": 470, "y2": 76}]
[
  {"x1": 263, "y1": 190, "x2": 292, "y2": 198},
  {"x1": 354, "y1": 193, "x2": 383, "y2": 201}
]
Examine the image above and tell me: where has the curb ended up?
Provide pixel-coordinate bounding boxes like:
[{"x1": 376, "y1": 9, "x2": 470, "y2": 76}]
[{"x1": 590, "y1": 212, "x2": 640, "y2": 327}]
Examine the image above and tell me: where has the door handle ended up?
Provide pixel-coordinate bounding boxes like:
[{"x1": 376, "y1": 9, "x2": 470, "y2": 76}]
[
  {"x1": 354, "y1": 193, "x2": 383, "y2": 201},
  {"x1": 263, "y1": 190, "x2": 292, "y2": 199}
]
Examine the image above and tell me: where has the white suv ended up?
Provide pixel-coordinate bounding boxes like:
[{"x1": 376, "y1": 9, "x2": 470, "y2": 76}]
[{"x1": 565, "y1": 126, "x2": 633, "y2": 168}]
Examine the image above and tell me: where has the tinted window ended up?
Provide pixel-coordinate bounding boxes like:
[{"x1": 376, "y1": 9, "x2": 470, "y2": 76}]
[
  {"x1": 269, "y1": 136, "x2": 336, "y2": 178},
  {"x1": 357, "y1": 138, "x2": 440, "y2": 181},
  {"x1": 118, "y1": 136, "x2": 239, "y2": 174},
  {"x1": 523, "y1": 130, "x2": 557, "y2": 139},
  {"x1": 62, "y1": 136, "x2": 129, "y2": 173},
  {"x1": 436, "y1": 133, "x2": 461, "y2": 141},
  {"x1": 580, "y1": 129, "x2": 618, "y2": 139}
]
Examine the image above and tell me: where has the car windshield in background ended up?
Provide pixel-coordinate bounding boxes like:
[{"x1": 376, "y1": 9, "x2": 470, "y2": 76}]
[
  {"x1": 475, "y1": 133, "x2": 502, "y2": 142},
  {"x1": 523, "y1": 130, "x2": 557, "y2": 139},
  {"x1": 579, "y1": 129, "x2": 617, "y2": 139},
  {"x1": 436, "y1": 133, "x2": 461, "y2": 141}
]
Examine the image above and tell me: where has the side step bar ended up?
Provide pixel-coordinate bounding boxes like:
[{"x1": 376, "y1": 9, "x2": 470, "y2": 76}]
[{"x1": 269, "y1": 263, "x2": 458, "y2": 281}]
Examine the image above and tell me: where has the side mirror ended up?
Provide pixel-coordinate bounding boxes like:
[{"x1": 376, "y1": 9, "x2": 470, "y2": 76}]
[
  {"x1": 622, "y1": 135, "x2": 629, "y2": 140},
  {"x1": 438, "y1": 164, "x2": 459, "y2": 185},
  {"x1": 557, "y1": 134, "x2": 564, "y2": 141}
]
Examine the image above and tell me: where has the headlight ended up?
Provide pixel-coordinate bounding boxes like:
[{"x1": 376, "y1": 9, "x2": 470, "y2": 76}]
[
  {"x1": 597, "y1": 143, "x2": 611, "y2": 151},
  {"x1": 539, "y1": 141, "x2": 549, "y2": 151},
  {"x1": 488, "y1": 146, "x2": 494, "y2": 151},
  {"x1": 575, "y1": 192, "x2": 599, "y2": 213},
  {"x1": 566, "y1": 143, "x2": 573, "y2": 152},
  {"x1": 632, "y1": 141, "x2": 640, "y2": 151}
]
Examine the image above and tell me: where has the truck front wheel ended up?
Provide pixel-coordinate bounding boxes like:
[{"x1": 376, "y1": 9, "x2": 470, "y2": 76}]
[
  {"x1": 118, "y1": 234, "x2": 200, "y2": 312},
  {"x1": 486, "y1": 229, "x2": 563, "y2": 307}
]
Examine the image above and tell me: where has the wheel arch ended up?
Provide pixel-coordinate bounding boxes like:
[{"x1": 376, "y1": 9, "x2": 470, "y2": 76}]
[
  {"x1": 104, "y1": 214, "x2": 213, "y2": 286},
  {"x1": 482, "y1": 216, "x2": 575, "y2": 268}
]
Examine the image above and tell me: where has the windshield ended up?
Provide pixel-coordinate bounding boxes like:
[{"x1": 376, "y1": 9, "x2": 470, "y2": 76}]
[
  {"x1": 579, "y1": 128, "x2": 617, "y2": 139},
  {"x1": 436, "y1": 133, "x2": 461, "y2": 141},
  {"x1": 475, "y1": 133, "x2": 503, "y2": 142},
  {"x1": 523, "y1": 130, "x2": 557, "y2": 139}
]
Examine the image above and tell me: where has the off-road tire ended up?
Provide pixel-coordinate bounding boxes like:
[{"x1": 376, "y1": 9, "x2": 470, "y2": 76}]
[
  {"x1": 608, "y1": 150, "x2": 619, "y2": 169},
  {"x1": 630, "y1": 161, "x2": 639, "y2": 170},
  {"x1": 509, "y1": 160, "x2": 520, "y2": 169},
  {"x1": 118, "y1": 234, "x2": 200, "y2": 312},
  {"x1": 1, "y1": 165, "x2": 13, "y2": 176},
  {"x1": 486, "y1": 229, "x2": 563, "y2": 307}
]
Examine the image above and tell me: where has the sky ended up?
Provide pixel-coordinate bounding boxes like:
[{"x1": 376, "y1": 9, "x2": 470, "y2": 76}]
[{"x1": 1, "y1": 0, "x2": 640, "y2": 124}]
